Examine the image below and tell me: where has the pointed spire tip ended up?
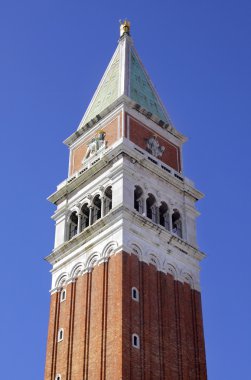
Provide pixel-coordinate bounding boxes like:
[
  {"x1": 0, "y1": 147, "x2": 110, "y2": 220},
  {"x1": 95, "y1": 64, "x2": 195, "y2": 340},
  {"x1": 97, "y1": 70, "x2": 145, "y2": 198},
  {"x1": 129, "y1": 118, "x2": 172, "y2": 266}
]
[{"x1": 119, "y1": 19, "x2": 131, "y2": 37}]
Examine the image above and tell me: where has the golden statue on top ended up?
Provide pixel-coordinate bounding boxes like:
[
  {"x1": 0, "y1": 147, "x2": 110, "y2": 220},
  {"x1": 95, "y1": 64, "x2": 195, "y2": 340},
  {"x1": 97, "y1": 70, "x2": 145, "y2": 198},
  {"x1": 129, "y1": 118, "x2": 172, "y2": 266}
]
[{"x1": 120, "y1": 20, "x2": 131, "y2": 37}]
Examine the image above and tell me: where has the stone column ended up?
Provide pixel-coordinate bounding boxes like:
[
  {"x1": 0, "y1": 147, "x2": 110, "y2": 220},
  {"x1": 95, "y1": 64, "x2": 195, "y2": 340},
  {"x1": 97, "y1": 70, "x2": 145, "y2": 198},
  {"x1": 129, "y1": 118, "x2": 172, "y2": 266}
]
[
  {"x1": 101, "y1": 196, "x2": 105, "y2": 218},
  {"x1": 77, "y1": 212, "x2": 82, "y2": 234},
  {"x1": 89, "y1": 206, "x2": 93, "y2": 226}
]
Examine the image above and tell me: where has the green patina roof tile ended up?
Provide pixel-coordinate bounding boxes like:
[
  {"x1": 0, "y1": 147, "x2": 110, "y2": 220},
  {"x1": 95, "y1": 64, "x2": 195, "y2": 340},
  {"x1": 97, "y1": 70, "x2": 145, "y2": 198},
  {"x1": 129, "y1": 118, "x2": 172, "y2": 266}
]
[
  {"x1": 83, "y1": 50, "x2": 120, "y2": 124},
  {"x1": 130, "y1": 52, "x2": 168, "y2": 122}
]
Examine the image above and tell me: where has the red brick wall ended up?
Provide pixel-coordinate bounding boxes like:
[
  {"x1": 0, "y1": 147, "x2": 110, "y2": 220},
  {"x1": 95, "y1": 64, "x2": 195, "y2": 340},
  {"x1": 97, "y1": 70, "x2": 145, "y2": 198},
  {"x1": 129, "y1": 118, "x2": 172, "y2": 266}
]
[
  {"x1": 44, "y1": 291, "x2": 59, "y2": 380},
  {"x1": 121, "y1": 253, "x2": 207, "y2": 379},
  {"x1": 44, "y1": 255, "x2": 124, "y2": 380},
  {"x1": 70, "y1": 113, "x2": 122, "y2": 175},
  {"x1": 71, "y1": 275, "x2": 88, "y2": 379},
  {"x1": 44, "y1": 252, "x2": 207, "y2": 379},
  {"x1": 70, "y1": 112, "x2": 181, "y2": 176},
  {"x1": 126, "y1": 115, "x2": 181, "y2": 172},
  {"x1": 106, "y1": 254, "x2": 123, "y2": 378}
]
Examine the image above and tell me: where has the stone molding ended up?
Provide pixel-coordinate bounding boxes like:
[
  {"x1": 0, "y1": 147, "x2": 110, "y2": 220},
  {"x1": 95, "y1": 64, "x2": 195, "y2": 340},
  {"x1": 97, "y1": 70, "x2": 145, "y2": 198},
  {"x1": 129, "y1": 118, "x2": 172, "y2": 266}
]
[
  {"x1": 48, "y1": 139, "x2": 203, "y2": 206},
  {"x1": 48, "y1": 207, "x2": 203, "y2": 293},
  {"x1": 50, "y1": 245, "x2": 200, "y2": 294}
]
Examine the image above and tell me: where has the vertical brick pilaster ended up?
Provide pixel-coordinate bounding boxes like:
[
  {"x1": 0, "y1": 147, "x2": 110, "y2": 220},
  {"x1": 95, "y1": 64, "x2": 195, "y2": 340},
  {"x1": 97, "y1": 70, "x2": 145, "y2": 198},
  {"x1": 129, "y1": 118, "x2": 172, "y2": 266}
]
[
  {"x1": 100, "y1": 261, "x2": 108, "y2": 380},
  {"x1": 44, "y1": 291, "x2": 60, "y2": 380},
  {"x1": 167, "y1": 275, "x2": 180, "y2": 380},
  {"x1": 126, "y1": 254, "x2": 141, "y2": 380},
  {"x1": 148, "y1": 264, "x2": 161, "y2": 379},
  {"x1": 157, "y1": 271, "x2": 164, "y2": 380},
  {"x1": 106, "y1": 254, "x2": 123, "y2": 379},
  {"x1": 183, "y1": 283, "x2": 197, "y2": 379},
  {"x1": 177, "y1": 281, "x2": 190, "y2": 380},
  {"x1": 142, "y1": 262, "x2": 151, "y2": 379},
  {"x1": 66, "y1": 281, "x2": 76, "y2": 380},
  {"x1": 88, "y1": 264, "x2": 105, "y2": 378},
  {"x1": 83, "y1": 272, "x2": 92, "y2": 379},
  {"x1": 174, "y1": 280, "x2": 184, "y2": 379},
  {"x1": 193, "y1": 290, "x2": 207, "y2": 380},
  {"x1": 71, "y1": 275, "x2": 87, "y2": 380}
]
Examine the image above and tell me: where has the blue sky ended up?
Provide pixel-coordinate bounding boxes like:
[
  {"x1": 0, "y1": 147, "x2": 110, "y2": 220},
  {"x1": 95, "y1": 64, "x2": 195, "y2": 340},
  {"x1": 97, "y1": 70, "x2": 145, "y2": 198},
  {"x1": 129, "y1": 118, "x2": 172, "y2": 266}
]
[{"x1": 1, "y1": 1, "x2": 251, "y2": 378}]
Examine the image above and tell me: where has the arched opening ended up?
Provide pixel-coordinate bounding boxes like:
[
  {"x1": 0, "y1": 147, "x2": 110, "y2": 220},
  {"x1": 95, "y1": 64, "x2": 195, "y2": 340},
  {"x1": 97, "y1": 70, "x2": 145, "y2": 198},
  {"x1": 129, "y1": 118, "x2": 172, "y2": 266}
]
[
  {"x1": 104, "y1": 186, "x2": 112, "y2": 215},
  {"x1": 146, "y1": 193, "x2": 157, "y2": 222},
  {"x1": 172, "y1": 209, "x2": 182, "y2": 238},
  {"x1": 92, "y1": 195, "x2": 101, "y2": 224},
  {"x1": 131, "y1": 287, "x2": 139, "y2": 301},
  {"x1": 68, "y1": 211, "x2": 78, "y2": 240},
  {"x1": 80, "y1": 203, "x2": 90, "y2": 231},
  {"x1": 159, "y1": 201, "x2": 170, "y2": 230},
  {"x1": 60, "y1": 289, "x2": 66, "y2": 302},
  {"x1": 58, "y1": 328, "x2": 64, "y2": 342},
  {"x1": 132, "y1": 333, "x2": 140, "y2": 349},
  {"x1": 134, "y1": 186, "x2": 144, "y2": 214}
]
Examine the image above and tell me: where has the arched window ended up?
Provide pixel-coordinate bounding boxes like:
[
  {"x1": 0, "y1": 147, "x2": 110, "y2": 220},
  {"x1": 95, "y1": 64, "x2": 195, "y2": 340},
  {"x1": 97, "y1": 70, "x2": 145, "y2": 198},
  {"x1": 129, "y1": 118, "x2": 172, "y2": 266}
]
[
  {"x1": 159, "y1": 201, "x2": 170, "y2": 230},
  {"x1": 146, "y1": 193, "x2": 158, "y2": 223},
  {"x1": 134, "y1": 186, "x2": 144, "y2": 214},
  {"x1": 104, "y1": 186, "x2": 112, "y2": 215},
  {"x1": 60, "y1": 289, "x2": 66, "y2": 302},
  {"x1": 172, "y1": 209, "x2": 182, "y2": 238},
  {"x1": 55, "y1": 375, "x2": 61, "y2": 380},
  {"x1": 68, "y1": 212, "x2": 78, "y2": 240},
  {"x1": 92, "y1": 195, "x2": 101, "y2": 224},
  {"x1": 132, "y1": 333, "x2": 140, "y2": 348},
  {"x1": 131, "y1": 287, "x2": 139, "y2": 301},
  {"x1": 80, "y1": 203, "x2": 90, "y2": 231},
  {"x1": 58, "y1": 328, "x2": 64, "y2": 342}
]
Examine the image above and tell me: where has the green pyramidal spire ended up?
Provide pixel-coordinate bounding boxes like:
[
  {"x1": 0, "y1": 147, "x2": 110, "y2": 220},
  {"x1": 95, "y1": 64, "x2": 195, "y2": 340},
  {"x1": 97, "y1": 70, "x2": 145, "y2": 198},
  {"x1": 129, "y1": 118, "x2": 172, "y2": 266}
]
[{"x1": 78, "y1": 21, "x2": 169, "y2": 129}]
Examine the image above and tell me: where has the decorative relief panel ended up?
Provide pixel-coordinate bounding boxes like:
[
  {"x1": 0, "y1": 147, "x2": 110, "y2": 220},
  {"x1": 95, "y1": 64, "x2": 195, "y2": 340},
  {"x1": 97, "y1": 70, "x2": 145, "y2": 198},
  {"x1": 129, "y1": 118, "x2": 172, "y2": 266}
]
[
  {"x1": 82, "y1": 130, "x2": 107, "y2": 162},
  {"x1": 70, "y1": 115, "x2": 121, "y2": 175},
  {"x1": 146, "y1": 135, "x2": 165, "y2": 158},
  {"x1": 128, "y1": 116, "x2": 181, "y2": 172}
]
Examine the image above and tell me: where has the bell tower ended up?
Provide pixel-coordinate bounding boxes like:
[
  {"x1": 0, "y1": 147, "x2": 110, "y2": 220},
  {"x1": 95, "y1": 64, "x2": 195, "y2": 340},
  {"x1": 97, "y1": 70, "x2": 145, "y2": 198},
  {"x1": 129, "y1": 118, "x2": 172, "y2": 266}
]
[{"x1": 44, "y1": 22, "x2": 207, "y2": 380}]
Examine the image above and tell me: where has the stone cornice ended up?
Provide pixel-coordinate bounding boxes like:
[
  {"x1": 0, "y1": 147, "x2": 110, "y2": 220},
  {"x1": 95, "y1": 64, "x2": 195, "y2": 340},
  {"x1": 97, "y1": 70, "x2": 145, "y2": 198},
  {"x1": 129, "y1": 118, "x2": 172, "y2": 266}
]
[
  {"x1": 63, "y1": 96, "x2": 186, "y2": 147},
  {"x1": 48, "y1": 140, "x2": 203, "y2": 206}
]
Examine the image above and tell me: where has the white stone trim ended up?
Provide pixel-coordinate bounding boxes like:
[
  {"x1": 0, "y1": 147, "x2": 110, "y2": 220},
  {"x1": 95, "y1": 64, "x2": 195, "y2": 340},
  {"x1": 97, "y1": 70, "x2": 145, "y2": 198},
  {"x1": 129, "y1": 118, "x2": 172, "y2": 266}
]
[
  {"x1": 48, "y1": 139, "x2": 203, "y2": 207},
  {"x1": 60, "y1": 288, "x2": 66, "y2": 302},
  {"x1": 57, "y1": 328, "x2": 64, "y2": 342},
  {"x1": 70, "y1": 263, "x2": 84, "y2": 278},
  {"x1": 50, "y1": 242, "x2": 201, "y2": 293},
  {"x1": 55, "y1": 273, "x2": 67, "y2": 288},
  {"x1": 132, "y1": 333, "x2": 140, "y2": 349},
  {"x1": 131, "y1": 287, "x2": 139, "y2": 302}
]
